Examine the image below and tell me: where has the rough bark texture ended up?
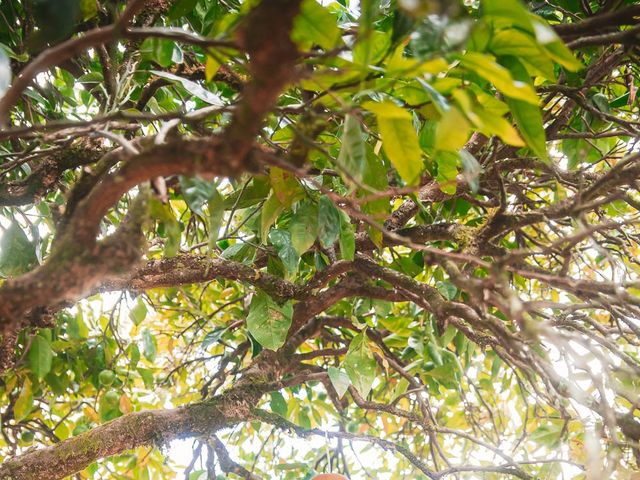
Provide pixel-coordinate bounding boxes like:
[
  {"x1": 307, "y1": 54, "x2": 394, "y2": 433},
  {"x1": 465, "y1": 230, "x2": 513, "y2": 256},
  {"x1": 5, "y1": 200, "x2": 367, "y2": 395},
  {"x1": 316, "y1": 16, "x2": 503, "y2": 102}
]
[
  {"x1": 0, "y1": 350, "x2": 284, "y2": 480},
  {"x1": 1, "y1": 1, "x2": 640, "y2": 479}
]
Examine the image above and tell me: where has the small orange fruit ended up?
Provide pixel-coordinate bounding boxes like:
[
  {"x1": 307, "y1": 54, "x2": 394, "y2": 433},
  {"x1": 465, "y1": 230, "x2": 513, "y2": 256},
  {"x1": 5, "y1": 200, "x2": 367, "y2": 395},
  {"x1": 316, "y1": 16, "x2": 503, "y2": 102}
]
[{"x1": 312, "y1": 475, "x2": 348, "y2": 480}]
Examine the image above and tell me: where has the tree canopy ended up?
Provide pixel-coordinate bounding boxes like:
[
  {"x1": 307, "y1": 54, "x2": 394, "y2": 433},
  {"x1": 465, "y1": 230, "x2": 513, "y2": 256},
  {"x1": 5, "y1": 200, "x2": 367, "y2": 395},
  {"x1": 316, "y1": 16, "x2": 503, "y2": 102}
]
[{"x1": 0, "y1": 0, "x2": 640, "y2": 478}]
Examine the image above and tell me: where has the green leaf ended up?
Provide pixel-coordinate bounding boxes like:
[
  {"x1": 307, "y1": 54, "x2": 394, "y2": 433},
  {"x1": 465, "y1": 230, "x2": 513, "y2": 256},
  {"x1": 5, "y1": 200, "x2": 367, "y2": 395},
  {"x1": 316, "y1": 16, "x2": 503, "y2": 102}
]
[
  {"x1": 317, "y1": 195, "x2": 341, "y2": 248},
  {"x1": 150, "y1": 71, "x2": 223, "y2": 106},
  {"x1": 79, "y1": 0, "x2": 98, "y2": 20},
  {"x1": 289, "y1": 201, "x2": 318, "y2": 255},
  {"x1": 362, "y1": 100, "x2": 424, "y2": 185},
  {"x1": 426, "y1": 342, "x2": 444, "y2": 366},
  {"x1": 530, "y1": 420, "x2": 564, "y2": 448},
  {"x1": 292, "y1": 0, "x2": 342, "y2": 50},
  {"x1": 269, "y1": 391, "x2": 288, "y2": 417},
  {"x1": 501, "y1": 56, "x2": 548, "y2": 161},
  {"x1": 491, "y1": 355, "x2": 502, "y2": 378},
  {"x1": 142, "y1": 329, "x2": 157, "y2": 362},
  {"x1": 45, "y1": 372, "x2": 67, "y2": 396},
  {"x1": 342, "y1": 333, "x2": 377, "y2": 398},
  {"x1": 0, "y1": 49, "x2": 10, "y2": 97},
  {"x1": 129, "y1": 299, "x2": 147, "y2": 326},
  {"x1": 339, "y1": 212, "x2": 355, "y2": 261},
  {"x1": 149, "y1": 199, "x2": 181, "y2": 257},
  {"x1": 297, "y1": 408, "x2": 311, "y2": 429},
  {"x1": 220, "y1": 242, "x2": 254, "y2": 263},
  {"x1": 361, "y1": 147, "x2": 389, "y2": 248},
  {"x1": 532, "y1": 20, "x2": 582, "y2": 72},
  {"x1": 269, "y1": 229, "x2": 299, "y2": 274},
  {"x1": 223, "y1": 178, "x2": 270, "y2": 209},
  {"x1": 138, "y1": 367, "x2": 154, "y2": 388},
  {"x1": 164, "y1": 220, "x2": 181, "y2": 257},
  {"x1": 67, "y1": 310, "x2": 89, "y2": 340},
  {"x1": 436, "y1": 281, "x2": 458, "y2": 298},
  {"x1": 417, "y1": 78, "x2": 449, "y2": 113},
  {"x1": 483, "y1": 0, "x2": 581, "y2": 71},
  {"x1": 0, "y1": 221, "x2": 38, "y2": 277},
  {"x1": 28, "y1": 335, "x2": 53, "y2": 380},
  {"x1": 459, "y1": 149, "x2": 481, "y2": 194},
  {"x1": 128, "y1": 343, "x2": 140, "y2": 368},
  {"x1": 609, "y1": 92, "x2": 630, "y2": 109},
  {"x1": 270, "y1": 167, "x2": 302, "y2": 207},
  {"x1": 246, "y1": 292, "x2": 293, "y2": 350},
  {"x1": 260, "y1": 192, "x2": 284, "y2": 241},
  {"x1": 208, "y1": 188, "x2": 225, "y2": 249},
  {"x1": 180, "y1": 176, "x2": 216, "y2": 216},
  {"x1": 14, "y1": 378, "x2": 33, "y2": 422},
  {"x1": 355, "y1": 0, "x2": 381, "y2": 65},
  {"x1": 202, "y1": 328, "x2": 225, "y2": 349},
  {"x1": 460, "y1": 52, "x2": 538, "y2": 104},
  {"x1": 354, "y1": 29, "x2": 390, "y2": 67},
  {"x1": 274, "y1": 463, "x2": 308, "y2": 471},
  {"x1": 337, "y1": 114, "x2": 367, "y2": 183},
  {"x1": 488, "y1": 29, "x2": 555, "y2": 80},
  {"x1": 424, "y1": 363, "x2": 458, "y2": 389},
  {"x1": 145, "y1": 38, "x2": 174, "y2": 68},
  {"x1": 168, "y1": 0, "x2": 198, "y2": 20},
  {"x1": 328, "y1": 366, "x2": 350, "y2": 398},
  {"x1": 483, "y1": 0, "x2": 533, "y2": 31},
  {"x1": 434, "y1": 151, "x2": 459, "y2": 195},
  {"x1": 453, "y1": 90, "x2": 523, "y2": 147},
  {"x1": 592, "y1": 93, "x2": 610, "y2": 113}
]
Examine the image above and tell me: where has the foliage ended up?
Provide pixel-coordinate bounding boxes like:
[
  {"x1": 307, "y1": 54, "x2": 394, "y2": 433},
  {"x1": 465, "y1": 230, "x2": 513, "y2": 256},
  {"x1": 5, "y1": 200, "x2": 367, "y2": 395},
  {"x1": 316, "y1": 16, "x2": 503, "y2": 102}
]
[{"x1": 0, "y1": 0, "x2": 639, "y2": 479}]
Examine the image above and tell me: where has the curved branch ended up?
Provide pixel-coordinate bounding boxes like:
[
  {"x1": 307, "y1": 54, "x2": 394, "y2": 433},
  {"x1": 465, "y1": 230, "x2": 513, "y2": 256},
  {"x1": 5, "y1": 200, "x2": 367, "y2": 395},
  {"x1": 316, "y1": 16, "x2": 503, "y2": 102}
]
[
  {"x1": 0, "y1": 348, "x2": 288, "y2": 480},
  {"x1": 0, "y1": 143, "x2": 105, "y2": 206},
  {"x1": 554, "y1": 5, "x2": 640, "y2": 38},
  {"x1": 0, "y1": 0, "x2": 303, "y2": 333},
  {"x1": 0, "y1": 403, "x2": 226, "y2": 480},
  {"x1": 0, "y1": 0, "x2": 147, "y2": 124}
]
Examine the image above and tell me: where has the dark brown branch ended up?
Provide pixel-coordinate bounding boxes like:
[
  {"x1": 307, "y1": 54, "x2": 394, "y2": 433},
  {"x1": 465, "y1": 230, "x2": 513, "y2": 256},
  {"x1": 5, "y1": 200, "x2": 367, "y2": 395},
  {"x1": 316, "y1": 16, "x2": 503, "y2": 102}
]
[
  {"x1": 0, "y1": 143, "x2": 105, "y2": 206},
  {"x1": 210, "y1": 436, "x2": 262, "y2": 480},
  {"x1": 0, "y1": 0, "x2": 147, "y2": 124},
  {"x1": 103, "y1": 254, "x2": 298, "y2": 302},
  {"x1": 251, "y1": 409, "x2": 438, "y2": 479},
  {"x1": 0, "y1": 349, "x2": 288, "y2": 480},
  {"x1": 0, "y1": 0, "x2": 303, "y2": 335},
  {"x1": 554, "y1": 5, "x2": 640, "y2": 37}
]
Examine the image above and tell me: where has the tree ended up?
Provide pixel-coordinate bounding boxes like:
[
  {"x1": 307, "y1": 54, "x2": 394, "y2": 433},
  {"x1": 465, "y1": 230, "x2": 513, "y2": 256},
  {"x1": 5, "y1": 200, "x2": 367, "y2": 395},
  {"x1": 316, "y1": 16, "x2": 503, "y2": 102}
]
[{"x1": 0, "y1": 0, "x2": 639, "y2": 478}]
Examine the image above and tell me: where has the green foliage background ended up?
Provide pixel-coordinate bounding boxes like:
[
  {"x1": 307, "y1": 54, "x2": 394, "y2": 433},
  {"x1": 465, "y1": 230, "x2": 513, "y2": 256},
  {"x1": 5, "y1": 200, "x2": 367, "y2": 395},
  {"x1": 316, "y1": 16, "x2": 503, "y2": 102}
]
[{"x1": 0, "y1": 0, "x2": 639, "y2": 478}]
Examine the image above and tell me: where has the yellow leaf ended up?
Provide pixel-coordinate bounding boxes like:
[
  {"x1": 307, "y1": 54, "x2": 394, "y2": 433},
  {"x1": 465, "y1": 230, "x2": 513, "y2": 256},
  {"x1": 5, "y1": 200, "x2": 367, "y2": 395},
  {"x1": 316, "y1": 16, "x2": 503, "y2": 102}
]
[
  {"x1": 14, "y1": 378, "x2": 33, "y2": 422},
  {"x1": 420, "y1": 58, "x2": 449, "y2": 75},
  {"x1": 220, "y1": 287, "x2": 235, "y2": 299},
  {"x1": 381, "y1": 415, "x2": 395, "y2": 434},
  {"x1": 119, "y1": 394, "x2": 133, "y2": 414},
  {"x1": 260, "y1": 193, "x2": 284, "y2": 241},
  {"x1": 460, "y1": 52, "x2": 539, "y2": 105},
  {"x1": 435, "y1": 107, "x2": 470, "y2": 151},
  {"x1": 269, "y1": 167, "x2": 302, "y2": 207},
  {"x1": 362, "y1": 100, "x2": 424, "y2": 185},
  {"x1": 83, "y1": 406, "x2": 100, "y2": 423},
  {"x1": 54, "y1": 422, "x2": 70, "y2": 440},
  {"x1": 205, "y1": 56, "x2": 220, "y2": 82}
]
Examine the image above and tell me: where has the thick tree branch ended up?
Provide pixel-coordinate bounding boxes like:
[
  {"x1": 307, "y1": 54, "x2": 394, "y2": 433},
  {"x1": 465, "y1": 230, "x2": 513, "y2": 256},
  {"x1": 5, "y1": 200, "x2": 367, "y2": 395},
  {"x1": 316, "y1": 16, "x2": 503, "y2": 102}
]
[
  {"x1": 0, "y1": 0, "x2": 303, "y2": 333},
  {"x1": 0, "y1": 0, "x2": 147, "y2": 124},
  {"x1": 0, "y1": 143, "x2": 105, "y2": 206},
  {"x1": 554, "y1": 5, "x2": 640, "y2": 37},
  {"x1": 210, "y1": 436, "x2": 262, "y2": 480},
  {"x1": 0, "y1": 349, "x2": 288, "y2": 480}
]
